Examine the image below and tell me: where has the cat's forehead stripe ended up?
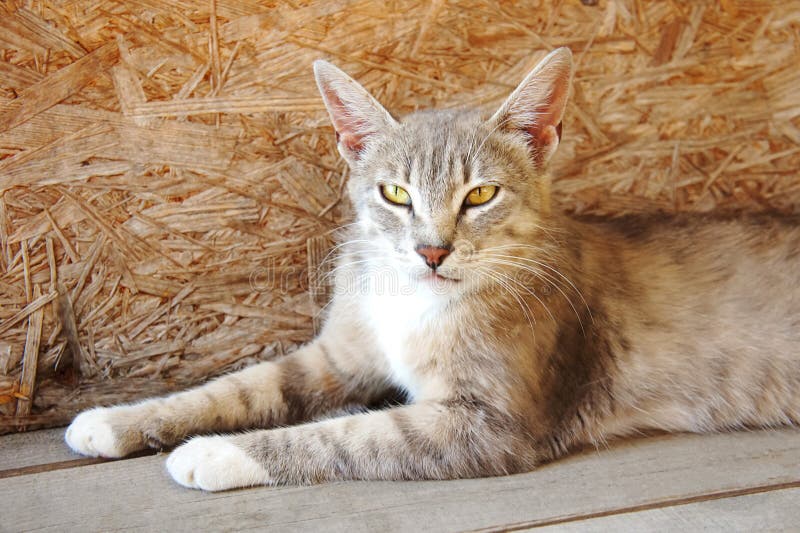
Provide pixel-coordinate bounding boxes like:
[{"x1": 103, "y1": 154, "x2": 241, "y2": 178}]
[
  {"x1": 462, "y1": 153, "x2": 472, "y2": 185},
  {"x1": 406, "y1": 127, "x2": 475, "y2": 188}
]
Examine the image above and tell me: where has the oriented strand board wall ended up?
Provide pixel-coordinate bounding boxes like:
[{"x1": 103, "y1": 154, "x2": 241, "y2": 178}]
[{"x1": 1, "y1": 1, "x2": 798, "y2": 432}]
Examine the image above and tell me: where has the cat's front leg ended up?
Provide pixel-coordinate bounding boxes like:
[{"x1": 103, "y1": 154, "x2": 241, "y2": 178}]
[
  {"x1": 66, "y1": 334, "x2": 387, "y2": 458},
  {"x1": 166, "y1": 398, "x2": 532, "y2": 491}
]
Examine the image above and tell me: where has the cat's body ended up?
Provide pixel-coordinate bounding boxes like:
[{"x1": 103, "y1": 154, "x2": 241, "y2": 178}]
[
  {"x1": 334, "y1": 211, "x2": 800, "y2": 456},
  {"x1": 65, "y1": 49, "x2": 800, "y2": 490}
]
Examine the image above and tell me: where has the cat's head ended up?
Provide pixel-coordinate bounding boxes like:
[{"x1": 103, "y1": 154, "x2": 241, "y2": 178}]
[{"x1": 314, "y1": 49, "x2": 573, "y2": 294}]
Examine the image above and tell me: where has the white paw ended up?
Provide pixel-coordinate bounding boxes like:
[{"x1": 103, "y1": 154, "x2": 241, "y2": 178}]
[
  {"x1": 166, "y1": 436, "x2": 271, "y2": 491},
  {"x1": 65, "y1": 407, "x2": 126, "y2": 458}
]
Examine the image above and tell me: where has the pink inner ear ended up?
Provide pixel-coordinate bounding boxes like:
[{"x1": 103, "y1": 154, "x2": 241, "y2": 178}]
[
  {"x1": 524, "y1": 79, "x2": 568, "y2": 141},
  {"x1": 516, "y1": 67, "x2": 570, "y2": 165},
  {"x1": 523, "y1": 122, "x2": 561, "y2": 166},
  {"x1": 323, "y1": 86, "x2": 369, "y2": 158},
  {"x1": 336, "y1": 131, "x2": 364, "y2": 155}
]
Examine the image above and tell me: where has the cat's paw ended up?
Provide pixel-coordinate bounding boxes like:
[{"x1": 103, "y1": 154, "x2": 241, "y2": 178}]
[
  {"x1": 65, "y1": 407, "x2": 128, "y2": 458},
  {"x1": 166, "y1": 436, "x2": 272, "y2": 491}
]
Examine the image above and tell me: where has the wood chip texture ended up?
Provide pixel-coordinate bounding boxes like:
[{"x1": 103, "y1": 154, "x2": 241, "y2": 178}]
[{"x1": 0, "y1": 1, "x2": 798, "y2": 432}]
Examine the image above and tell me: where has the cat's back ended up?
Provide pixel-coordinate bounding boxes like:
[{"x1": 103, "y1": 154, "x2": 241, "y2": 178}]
[
  {"x1": 596, "y1": 211, "x2": 800, "y2": 254},
  {"x1": 577, "y1": 211, "x2": 799, "y2": 314},
  {"x1": 573, "y1": 212, "x2": 800, "y2": 433},
  {"x1": 575, "y1": 212, "x2": 800, "y2": 291}
]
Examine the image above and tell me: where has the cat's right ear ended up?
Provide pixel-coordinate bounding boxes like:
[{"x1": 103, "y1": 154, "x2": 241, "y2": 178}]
[
  {"x1": 488, "y1": 47, "x2": 574, "y2": 168},
  {"x1": 313, "y1": 60, "x2": 397, "y2": 163}
]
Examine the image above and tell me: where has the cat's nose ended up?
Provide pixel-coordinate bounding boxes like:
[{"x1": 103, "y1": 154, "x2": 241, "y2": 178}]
[{"x1": 415, "y1": 245, "x2": 451, "y2": 270}]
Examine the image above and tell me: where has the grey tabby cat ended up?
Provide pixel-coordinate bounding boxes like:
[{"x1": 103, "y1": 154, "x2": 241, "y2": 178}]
[{"x1": 66, "y1": 48, "x2": 800, "y2": 491}]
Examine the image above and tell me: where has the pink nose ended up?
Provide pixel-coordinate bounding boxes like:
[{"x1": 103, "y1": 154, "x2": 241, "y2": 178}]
[{"x1": 416, "y1": 245, "x2": 451, "y2": 269}]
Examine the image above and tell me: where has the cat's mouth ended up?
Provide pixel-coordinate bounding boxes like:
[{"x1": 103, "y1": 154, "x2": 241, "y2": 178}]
[
  {"x1": 405, "y1": 262, "x2": 462, "y2": 285},
  {"x1": 421, "y1": 271, "x2": 460, "y2": 283}
]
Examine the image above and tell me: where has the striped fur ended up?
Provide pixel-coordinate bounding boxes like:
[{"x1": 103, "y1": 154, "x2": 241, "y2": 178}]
[{"x1": 66, "y1": 49, "x2": 800, "y2": 491}]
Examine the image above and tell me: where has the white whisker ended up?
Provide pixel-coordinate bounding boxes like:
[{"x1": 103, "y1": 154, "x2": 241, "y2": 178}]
[
  {"x1": 480, "y1": 257, "x2": 576, "y2": 332},
  {"x1": 475, "y1": 265, "x2": 536, "y2": 335},
  {"x1": 480, "y1": 249, "x2": 592, "y2": 323}
]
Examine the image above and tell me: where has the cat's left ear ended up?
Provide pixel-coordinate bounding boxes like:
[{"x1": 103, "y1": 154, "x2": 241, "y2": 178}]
[
  {"x1": 489, "y1": 47, "x2": 574, "y2": 167},
  {"x1": 313, "y1": 60, "x2": 398, "y2": 164}
]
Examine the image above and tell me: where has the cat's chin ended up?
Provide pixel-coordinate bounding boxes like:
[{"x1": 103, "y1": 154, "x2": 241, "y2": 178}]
[{"x1": 411, "y1": 270, "x2": 464, "y2": 296}]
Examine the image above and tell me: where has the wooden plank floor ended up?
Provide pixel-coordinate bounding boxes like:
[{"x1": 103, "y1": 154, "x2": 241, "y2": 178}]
[{"x1": 1, "y1": 428, "x2": 798, "y2": 532}]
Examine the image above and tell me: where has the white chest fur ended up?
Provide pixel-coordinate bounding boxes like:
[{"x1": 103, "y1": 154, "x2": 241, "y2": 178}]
[{"x1": 361, "y1": 276, "x2": 445, "y2": 400}]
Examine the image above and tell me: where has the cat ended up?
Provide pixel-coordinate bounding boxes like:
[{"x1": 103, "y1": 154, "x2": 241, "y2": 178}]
[{"x1": 65, "y1": 48, "x2": 800, "y2": 491}]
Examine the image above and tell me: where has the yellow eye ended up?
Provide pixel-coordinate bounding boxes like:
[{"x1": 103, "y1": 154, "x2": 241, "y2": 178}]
[
  {"x1": 381, "y1": 184, "x2": 412, "y2": 206},
  {"x1": 465, "y1": 185, "x2": 498, "y2": 207}
]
